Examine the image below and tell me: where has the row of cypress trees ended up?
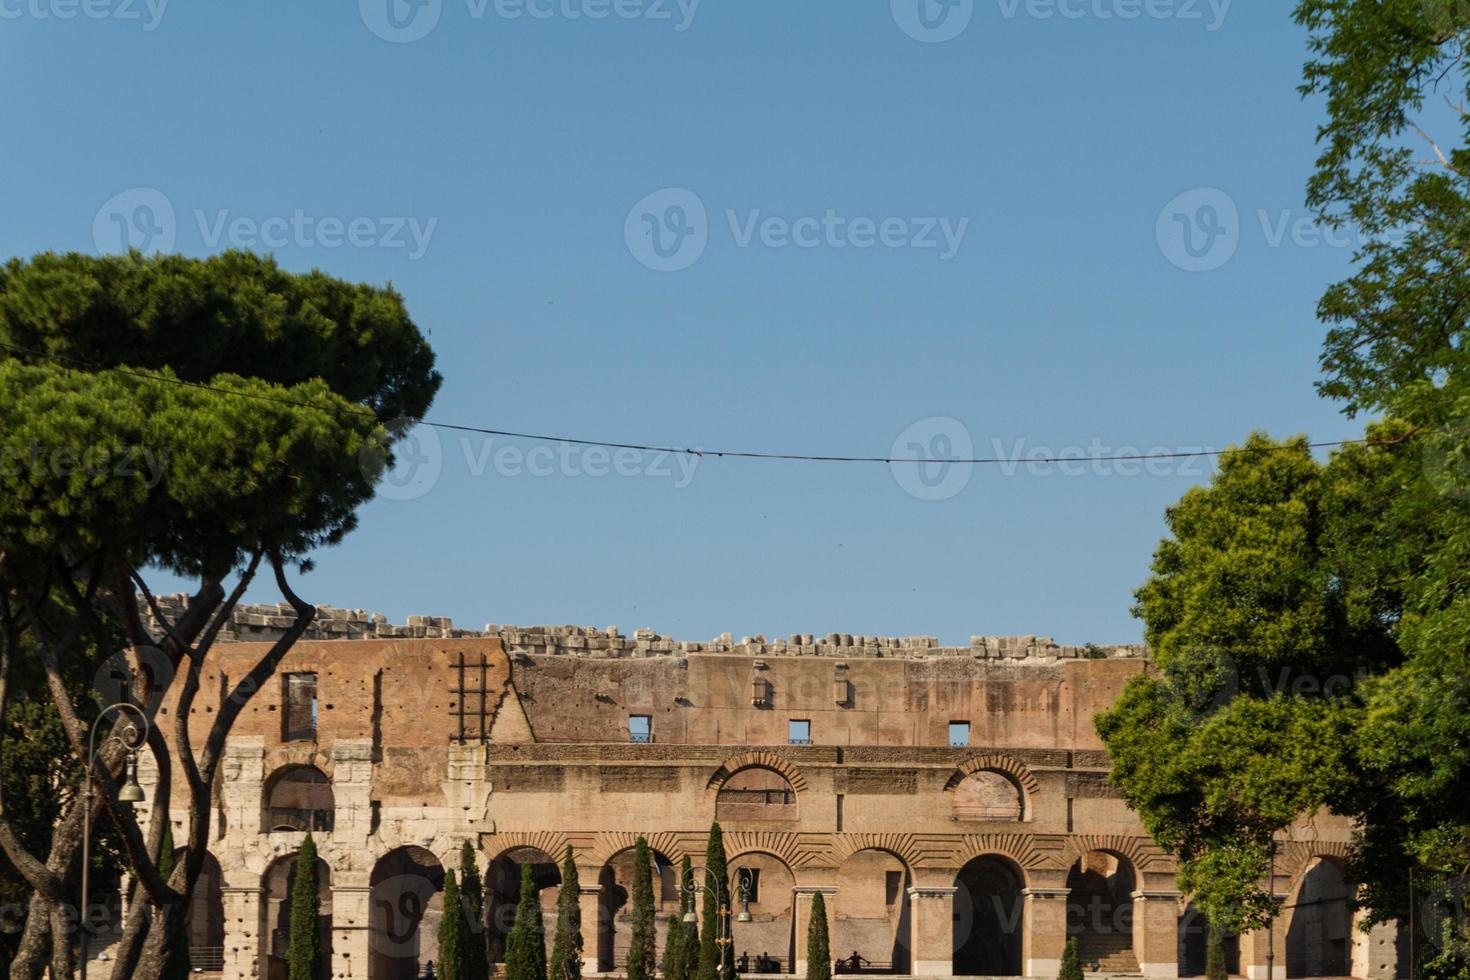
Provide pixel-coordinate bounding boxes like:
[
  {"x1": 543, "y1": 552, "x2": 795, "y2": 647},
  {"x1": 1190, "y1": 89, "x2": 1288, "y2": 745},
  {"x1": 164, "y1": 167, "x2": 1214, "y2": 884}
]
[{"x1": 281, "y1": 823, "x2": 836, "y2": 980}]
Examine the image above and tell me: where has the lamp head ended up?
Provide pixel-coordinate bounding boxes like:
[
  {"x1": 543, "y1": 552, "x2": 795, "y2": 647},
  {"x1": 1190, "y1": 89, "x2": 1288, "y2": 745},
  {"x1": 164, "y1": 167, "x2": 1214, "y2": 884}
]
[{"x1": 118, "y1": 752, "x2": 145, "y2": 803}]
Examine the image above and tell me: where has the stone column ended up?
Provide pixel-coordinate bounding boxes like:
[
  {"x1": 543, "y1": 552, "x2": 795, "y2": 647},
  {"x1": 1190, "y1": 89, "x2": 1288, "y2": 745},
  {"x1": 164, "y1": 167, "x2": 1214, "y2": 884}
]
[
  {"x1": 908, "y1": 885, "x2": 958, "y2": 976},
  {"x1": 332, "y1": 883, "x2": 372, "y2": 979},
  {"x1": 1240, "y1": 893, "x2": 1289, "y2": 980},
  {"x1": 1132, "y1": 890, "x2": 1182, "y2": 979},
  {"x1": 1352, "y1": 909, "x2": 1402, "y2": 980},
  {"x1": 1021, "y1": 887, "x2": 1071, "y2": 978},
  {"x1": 793, "y1": 885, "x2": 838, "y2": 975},
  {"x1": 579, "y1": 882, "x2": 605, "y2": 975},
  {"x1": 220, "y1": 886, "x2": 262, "y2": 980}
]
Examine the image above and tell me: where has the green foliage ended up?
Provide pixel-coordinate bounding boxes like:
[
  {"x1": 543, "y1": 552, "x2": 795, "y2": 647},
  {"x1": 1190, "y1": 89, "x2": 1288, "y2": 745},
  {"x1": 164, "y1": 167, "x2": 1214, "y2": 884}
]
[
  {"x1": 662, "y1": 875, "x2": 684, "y2": 980},
  {"x1": 696, "y1": 823, "x2": 733, "y2": 980},
  {"x1": 805, "y1": 891, "x2": 830, "y2": 980},
  {"x1": 159, "y1": 828, "x2": 192, "y2": 980},
  {"x1": 440, "y1": 871, "x2": 464, "y2": 980},
  {"x1": 287, "y1": 834, "x2": 322, "y2": 980},
  {"x1": 548, "y1": 847, "x2": 583, "y2": 980},
  {"x1": 1058, "y1": 937, "x2": 1083, "y2": 980},
  {"x1": 678, "y1": 855, "x2": 700, "y2": 980},
  {"x1": 627, "y1": 838, "x2": 657, "y2": 980},
  {"x1": 460, "y1": 842, "x2": 489, "y2": 980},
  {"x1": 1205, "y1": 920, "x2": 1229, "y2": 980},
  {"x1": 505, "y1": 862, "x2": 547, "y2": 980}
]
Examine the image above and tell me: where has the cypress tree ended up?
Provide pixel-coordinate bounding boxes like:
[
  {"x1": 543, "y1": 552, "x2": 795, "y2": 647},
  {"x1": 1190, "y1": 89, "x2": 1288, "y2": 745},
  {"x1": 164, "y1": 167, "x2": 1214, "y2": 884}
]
[
  {"x1": 662, "y1": 887, "x2": 684, "y2": 980},
  {"x1": 461, "y1": 842, "x2": 490, "y2": 980},
  {"x1": 549, "y1": 847, "x2": 583, "y2": 980},
  {"x1": 696, "y1": 823, "x2": 733, "y2": 980},
  {"x1": 506, "y1": 862, "x2": 548, "y2": 980},
  {"x1": 1205, "y1": 919, "x2": 1229, "y2": 980},
  {"x1": 159, "y1": 827, "x2": 192, "y2": 980},
  {"x1": 439, "y1": 871, "x2": 464, "y2": 980},
  {"x1": 1058, "y1": 936, "x2": 1084, "y2": 980},
  {"x1": 678, "y1": 854, "x2": 700, "y2": 980},
  {"x1": 287, "y1": 833, "x2": 322, "y2": 980},
  {"x1": 805, "y1": 891, "x2": 830, "y2": 980},
  {"x1": 627, "y1": 838, "x2": 658, "y2": 980}
]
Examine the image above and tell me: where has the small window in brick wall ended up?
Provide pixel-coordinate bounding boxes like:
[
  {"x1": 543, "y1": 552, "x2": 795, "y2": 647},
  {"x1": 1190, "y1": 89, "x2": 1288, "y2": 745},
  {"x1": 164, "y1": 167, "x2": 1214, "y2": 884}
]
[
  {"x1": 788, "y1": 719, "x2": 811, "y2": 745},
  {"x1": 949, "y1": 721, "x2": 971, "y2": 747},
  {"x1": 628, "y1": 715, "x2": 652, "y2": 744},
  {"x1": 283, "y1": 673, "x2": 318, "y2": 742}
]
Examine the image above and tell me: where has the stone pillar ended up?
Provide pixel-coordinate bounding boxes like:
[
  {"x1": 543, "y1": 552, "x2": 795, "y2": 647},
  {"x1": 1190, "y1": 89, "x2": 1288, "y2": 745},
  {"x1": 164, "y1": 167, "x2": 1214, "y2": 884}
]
[
  {"x1": 1241, "y1": 894, "x2": 1289, "y2": 980},
  {"x1": 579, "y1": 882, "x2": 605, "y2": 975},
  {"x1": 1022, "y1": 887, "x2": 1071, "y2": 978},
  {"x1": 793, "y1": 885, "x2": 838, "y2": 976},
  {"x1": 332, "y1": 883, "x2": 372, "y2": 979},
  {"x1": 908, "y1": 885, "x2": 958, "y2": 976},
  {"x1": 1132, "y1": 890, "x2": 1182, "y2": 979},
  {"x1": 220, "y1": 886, "x2": 262, "y2": 980},
  {"x1": 1352, "y1": 909, "x2": 1401, "y2": 980},
  {"x1": 330, "y1": 741, "x2": 375, "y2": 842}
]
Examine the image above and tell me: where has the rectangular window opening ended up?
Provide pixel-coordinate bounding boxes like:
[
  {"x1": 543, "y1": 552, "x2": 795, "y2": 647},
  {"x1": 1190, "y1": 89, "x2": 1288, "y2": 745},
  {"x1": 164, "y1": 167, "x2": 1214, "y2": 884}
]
[
  {"x1": 628, "y1": 715, "x2": 652, "y2": 744},
  {"x1": 949, "y1": 721, "x2": 970, "y2": 747},
  {"x1": 788, "y1": 719, "x2": 811, "y2": 745},
  {"x1": 283, "y1": 673, "x2": 318, "y2": 742}
]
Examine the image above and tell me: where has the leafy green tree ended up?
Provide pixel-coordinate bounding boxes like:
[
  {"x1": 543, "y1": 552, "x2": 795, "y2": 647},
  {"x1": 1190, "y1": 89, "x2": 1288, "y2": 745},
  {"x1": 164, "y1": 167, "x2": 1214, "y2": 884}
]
[
  {"x1": 461, "y1": 842, "x2": 489, "y2": 980},
  {"x1": 0, "y1": 250, "x2": 439, "y2": 980},
  {"x1": 678, "y1": 855, "x2": 700, "y2": 980},
  {"x1": 506, "y1": 862, "x2": 548, "y2": 980},
  {"x1": 696, "y1": 823, "x2": 733, "y2": 980},
  {"x1": 627, "y1": 839, "x2": 657, "y2": 980},
  {"x1": 1204, "y1": 920, "x2": 1229, "y2": 980},
  {"x1": 286, "y1": 835, "x2": 322, "y2": 980},
  {"x1": 662, "y1": 875, "x2": 683, "y2": 980},
  {"x1": 805, "y1": 891, "x2": 830, "y2": 980},
  {"x1": 440, "y1": 871, "x2": 464, "y2": 980},
  {"x1": 548, "y1": 847, "x2": 582, "y2": 980},
  {"x1": 1058, "y1": 937, "x2": 1083, "y2": 980}
]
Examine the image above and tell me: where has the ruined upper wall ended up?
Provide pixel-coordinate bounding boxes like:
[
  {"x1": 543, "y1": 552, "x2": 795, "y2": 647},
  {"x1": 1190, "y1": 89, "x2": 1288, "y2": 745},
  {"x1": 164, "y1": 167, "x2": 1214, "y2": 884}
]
[{"x1": 138, "y1": 594, "x2": 1146, "y2": 663}]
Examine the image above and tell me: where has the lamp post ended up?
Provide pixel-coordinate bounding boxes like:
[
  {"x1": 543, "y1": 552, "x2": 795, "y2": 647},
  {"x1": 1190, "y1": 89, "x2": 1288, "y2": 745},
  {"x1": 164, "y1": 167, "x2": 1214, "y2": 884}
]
[
  {"x1": 80, "y1": 702, "x2": 149, "y2": 980},
  {"x1": 1265, "y1": 839, "x2": 1277, "y2": 980},
  {"x1": 680, "y1": 866, "x2": 757, "y2": 975},
  {"x1": 734, "y1": 868, "x2": 754, "y2": 924}
]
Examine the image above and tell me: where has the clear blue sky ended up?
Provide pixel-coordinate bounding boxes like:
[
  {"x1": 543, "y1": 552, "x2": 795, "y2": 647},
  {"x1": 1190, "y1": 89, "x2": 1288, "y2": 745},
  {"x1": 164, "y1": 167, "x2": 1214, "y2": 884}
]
[{"x1": 0, "y1": 0, "x2": 1362, "y2": 645}]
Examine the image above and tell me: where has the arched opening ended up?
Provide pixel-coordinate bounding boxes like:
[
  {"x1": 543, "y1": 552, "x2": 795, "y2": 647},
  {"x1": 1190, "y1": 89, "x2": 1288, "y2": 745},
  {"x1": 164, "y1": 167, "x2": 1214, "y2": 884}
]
[
  {"x1": 489, "y1": 847, "x2": 562, "y2": 967},
  {"x1": 1066, "y1": 850, "x2": 1137, "y2": 973},
  {"x1": 729, "y1": 852, "x2": 796, "y2": 974},
  {"x1": 1286, "y1": 858, "x2": 1352, "y2": 978},
  {"x1": 597, "y1": 847, "x2": 679, "y2": 972},
  {"x1": 834, "y1": 849, "x2": 911, "y2": 974},
  {"x1": 1178, "y1": 903, "x2": 1240, "y2": 977},
  {"x1": 262, "y1": 851, "x2": 333, "y2": 980},
  {"x1": 950, "y1": 771, "x2": 1024, "y2": 821},
  {"x1": 716, "y1": 767, "x2": 799, "y2": 823},
  {"x1": 953, "y1": 856, "x2": 1023, "y2": 976},
  {"x1": 263, "y1": 765, "x2": 334, "y2": 833},
  {"x1": 183, "y1": 850, "x2": 225, "y2": 973},
  {"x1": 369, "y1": 846, "x2": 446, "y2": 979}
]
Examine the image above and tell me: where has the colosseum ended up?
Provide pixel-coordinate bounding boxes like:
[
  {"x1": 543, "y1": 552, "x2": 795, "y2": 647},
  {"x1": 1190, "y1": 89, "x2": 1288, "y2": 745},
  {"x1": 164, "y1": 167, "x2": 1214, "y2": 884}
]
[{"x1": 131, "y1": 599, "x2": 1401, "y2": 980}]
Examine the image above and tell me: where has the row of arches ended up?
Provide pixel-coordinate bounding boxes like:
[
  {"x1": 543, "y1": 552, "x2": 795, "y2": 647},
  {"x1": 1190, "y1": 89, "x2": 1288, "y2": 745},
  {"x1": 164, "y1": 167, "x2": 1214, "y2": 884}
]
[{"x1": 182, "y1": 846, "x2": 1359, "y2": 979}]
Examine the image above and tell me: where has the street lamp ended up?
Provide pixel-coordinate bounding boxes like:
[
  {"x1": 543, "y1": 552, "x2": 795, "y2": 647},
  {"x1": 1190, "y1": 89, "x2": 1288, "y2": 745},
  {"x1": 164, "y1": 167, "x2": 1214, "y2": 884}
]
[
  {"x1": 735, "y1": 869, "x2": 754, "y2": 923},
  {"x1": 80, "y1": 702, "x2": 150, "y2": 980}
]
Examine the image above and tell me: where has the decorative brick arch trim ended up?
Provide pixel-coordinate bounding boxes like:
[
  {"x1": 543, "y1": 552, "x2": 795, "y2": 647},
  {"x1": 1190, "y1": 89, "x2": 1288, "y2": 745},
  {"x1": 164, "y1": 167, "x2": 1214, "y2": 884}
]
[
  {"x1": 943, "y1": 754, "x2": 1040, "y2": 798},
  {"x1": 484, "y1": 831, "x2": 573, "y2": 865},
  {"x1": 724, "y1": 831, "x2": 826, "y2": 870},
  {"x1": 263, "y1": 748, "x2": 334, "y2": 782},
  {"x1": 1280, "y1": 840, "x2": 1353, "y2": 895},
  {"x1": 1057, "y1": 834, "x2": 1164, "y2": 873},
  {"x1": 588, "y1": 831, "x2": 691, "y2": 867},
  {"x1": 828, "y1": 833, "x2": 927, "y2": 871},
  {"x1": 955, "y1": 834, "x2": 1052, "y2": 874},
  {"x1": 706, "y1": 751, "x2": 808, "y2": 794}
]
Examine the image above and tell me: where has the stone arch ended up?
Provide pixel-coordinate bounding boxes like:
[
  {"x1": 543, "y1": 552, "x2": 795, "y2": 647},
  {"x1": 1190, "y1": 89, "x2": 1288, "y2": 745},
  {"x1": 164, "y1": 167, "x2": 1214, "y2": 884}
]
[
  {"x1": 1178, "y1": 902, "x2": 1240, "y2": 977},
  {"x1": 369, "y1": 846, "x2": 445, "y2": 980},
  {"x1": 707, "y1": 751, "x2": 809, "y2": 794},
  {"x1": 1065, "y1": 849, "x2": 1138, "y2": 973},
  {"x1": 587, "y1": 831, "x2": 691, "y2": 868},
  {"x1": 955, "y1": 835, "x2": 1049, "y2": 879},
  {"x1": 488, "y1": 846, "x2": 563, "y2": 965},
  {"x1": 724, "y1": 831, "x2": 824, "y2": 870},
  {"x1": 261, "y1": 849, "x2": 333, "y2": 980},
  {"x1": 1058, "y1": 835, "x2": 1160, "y2": 874},
  {"x1": 597, "y1": 843, "x2": 680, "y2": 972},
  {"x1": 484, "y1": 831, "x2": 573, "y2": 865},
  {"x1": 947, "y1": 754, "x2": 1041, "y2": 798},
  {"x1": 953, "y1": 854, "x2": 1026, "y2": 977},
  {"x1": 716, "y1": 766, "x2": 799, "y2": 823},
  {"x1": 829, "y1": 834, "x2": 925, "y2": 873},
  {"x1": 262, "y1": 763, "x2": 334, "y2": 833},
  {"x1": 833, "y1": 846, "x2": 913, "y2": 974},
  {"x1": 1285, "y1": 856, "x2": 1353, "y2": 978},
  {"x1": 727, "y1": 850, "x2": 798, "y2": 973}
]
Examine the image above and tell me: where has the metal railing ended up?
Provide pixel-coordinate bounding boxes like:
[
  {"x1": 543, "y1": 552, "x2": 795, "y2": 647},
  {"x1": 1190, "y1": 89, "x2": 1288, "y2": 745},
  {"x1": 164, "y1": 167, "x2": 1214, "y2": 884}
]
[{"x1": 188, "y1": 946, "x2": 225, "y2": 971}]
